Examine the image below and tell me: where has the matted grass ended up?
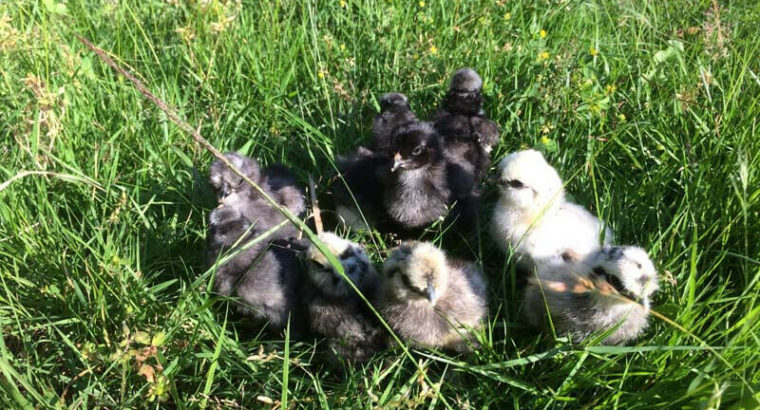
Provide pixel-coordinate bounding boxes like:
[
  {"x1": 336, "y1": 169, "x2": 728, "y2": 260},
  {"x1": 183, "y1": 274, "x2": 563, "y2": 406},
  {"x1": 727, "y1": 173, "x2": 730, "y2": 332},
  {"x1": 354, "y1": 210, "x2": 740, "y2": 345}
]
[{"x1": 1, "y1": 0, "x2": 759, "y2": 408}]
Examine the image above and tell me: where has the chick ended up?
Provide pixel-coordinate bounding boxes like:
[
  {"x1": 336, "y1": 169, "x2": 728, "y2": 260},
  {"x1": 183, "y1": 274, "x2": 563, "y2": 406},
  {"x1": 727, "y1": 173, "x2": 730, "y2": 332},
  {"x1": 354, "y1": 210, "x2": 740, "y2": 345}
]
[
  {"x1": 524, "y1": 246, "x2": 660, "y2": 345},
  {"x1": 207, "y1": 206, "x2": 306, "y2": 335},
  {"x1": 209, "y1": 152, "x2": 305, "y2": 242},
  {"x1": 431, "y1": 68, "x2": 500, "y2": 182},
  {"x1": 380, "y1": 241, "x2": 487, "y2": 352},
  {"x1": 333, "y1": 146, "x2": 390, "y2": 230},
  {"x1": 334, "y1": 120, "x2": 455, "y2": 232},
  {"x1": 371, "y1": 93, "x2": 418, "y2": 154},
  {"x1": 207, "y1": 153, "x2": 306, "y2": 334},
  {"x1": 303, "y1": 232, "x2": 386, "y2": 365},
  {"x1": 490, "y1": 149, "x2": 612, "y2": 269},
  {"x1": 228, "y1": 239, "x2": 307, "y2": 335},
  {"x1": 382, "y1": 121, "x2": 453, "y2": 229}
]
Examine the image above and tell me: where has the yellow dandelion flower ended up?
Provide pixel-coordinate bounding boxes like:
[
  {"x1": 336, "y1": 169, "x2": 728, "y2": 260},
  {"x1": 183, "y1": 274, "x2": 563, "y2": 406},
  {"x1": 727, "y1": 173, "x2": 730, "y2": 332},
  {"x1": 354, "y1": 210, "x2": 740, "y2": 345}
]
[
  {"x1": 605, "y1": 84, "x2": 617, "y2": 94},
  {"x1": 541, "y1": 135, "x2": 550, "y2": 144},
  {"x1": 504, "y1": 12, "x2": 511, "y2": 20},
  {"x1": 539, "y1": 29, "x2": 547, "y2": 38},
  {"x1": 317, "y1": 71, "x2": 325, "y2": 79},
  {"x1": 617, "y1": 113, "x2": 627, "y2": 122},
  {"x1": 538, "y1": 51, "x2": 550, "y2": 61},
  {"x1": 589, "y1": 47, "x2": 598, "y2": 56},
  {"x1": 429, "y1": 45, "x2": 438, "y2": 54},
  {"x1": 419, "y1": 1, "x2": 425, "y2": 7},
  {"x1": 339, "y1": 43, "x2": 346, "y2": 51},
  {"x1": 339, "y1": 0, "x2": 347, "y2": 8}
]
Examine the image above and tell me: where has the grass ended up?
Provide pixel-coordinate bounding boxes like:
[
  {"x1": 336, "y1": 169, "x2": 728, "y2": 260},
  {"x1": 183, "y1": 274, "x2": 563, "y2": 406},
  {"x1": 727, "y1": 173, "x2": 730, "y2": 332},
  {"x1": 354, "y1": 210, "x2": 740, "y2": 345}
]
[{"x1": 1, "y1": 0, "x2": 760, "y2": 407}]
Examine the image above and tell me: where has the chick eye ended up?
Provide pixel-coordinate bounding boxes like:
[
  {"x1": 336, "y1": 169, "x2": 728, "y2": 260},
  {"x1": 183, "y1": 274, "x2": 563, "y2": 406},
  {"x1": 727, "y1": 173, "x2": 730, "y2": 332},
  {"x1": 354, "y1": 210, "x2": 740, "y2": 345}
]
[
  {"x1": 411, "y1": 146, "x2": 426, "y2": 157},
  {"x1": 506, "y1": 179, "x2": 524, "y2": 188},
  {"x1": 231, "y1": 177, "x2": 244, "y2": 188}
]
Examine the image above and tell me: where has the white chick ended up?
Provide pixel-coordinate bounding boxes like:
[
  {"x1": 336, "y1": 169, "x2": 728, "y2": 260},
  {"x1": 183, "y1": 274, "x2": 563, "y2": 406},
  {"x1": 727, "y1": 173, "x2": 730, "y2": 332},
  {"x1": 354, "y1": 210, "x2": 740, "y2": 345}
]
[{"x1": 490, "y1": 149, "x2": 612, "y2": 269}]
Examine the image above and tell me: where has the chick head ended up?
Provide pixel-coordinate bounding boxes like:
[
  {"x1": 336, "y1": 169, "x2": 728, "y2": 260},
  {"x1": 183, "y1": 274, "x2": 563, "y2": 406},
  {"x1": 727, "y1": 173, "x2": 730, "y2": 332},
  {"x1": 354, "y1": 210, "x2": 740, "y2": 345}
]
[
  {"x1": 495, "y1": 149, "x2": 564, "y2": 211},
  {"x1": 306, "y1": 232, "x2": 375, "y2": 298},
  {"x1": 449, "y1": 67, "x2": 483, "y2": 93},
  {"x1": 382, "y1": 241, "x2": 449, "y2": 305},
  {"x1": 209, "y1": 152, "x2": 262, "y2": 203},
  {"x1": 389, "y1": 122, "x2": 440, "y2": 172},
  {"x1": 587, "y1": 246, "x2": 659, "y2": 309},
  {"x1": 379, "y1": 92, "x2": 410, "y2": 111}
]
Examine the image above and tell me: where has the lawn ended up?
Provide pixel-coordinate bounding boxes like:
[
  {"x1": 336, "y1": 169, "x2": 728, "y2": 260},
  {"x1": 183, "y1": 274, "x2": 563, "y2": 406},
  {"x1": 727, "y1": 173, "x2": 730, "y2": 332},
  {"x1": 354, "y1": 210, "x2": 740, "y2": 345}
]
[{"x1": 1, "y1": 0, "x2": 760, "y2": 408}]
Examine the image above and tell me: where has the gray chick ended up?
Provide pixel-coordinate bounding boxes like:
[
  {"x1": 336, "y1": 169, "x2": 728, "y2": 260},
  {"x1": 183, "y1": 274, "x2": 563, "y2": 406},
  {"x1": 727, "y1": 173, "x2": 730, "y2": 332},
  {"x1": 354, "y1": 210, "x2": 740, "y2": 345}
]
[
  {"x1": 431, "y1": 68, "x2": 500, "y2": 182},
  {"x1": 209, "y1": 152, "x2": 305, "y2": 243},
  {"x1": 380, "y1": 241, "x2": 487, "y2": 352},
  {"x1": 303, "y1": 232, "x2": 386, "y2": 365},
  {"x1": 524, "y1": 245, "x2": 660, "y2": 345},
  {"x1": 207, "y1": 152, "x2": 307, "y2": 334}
]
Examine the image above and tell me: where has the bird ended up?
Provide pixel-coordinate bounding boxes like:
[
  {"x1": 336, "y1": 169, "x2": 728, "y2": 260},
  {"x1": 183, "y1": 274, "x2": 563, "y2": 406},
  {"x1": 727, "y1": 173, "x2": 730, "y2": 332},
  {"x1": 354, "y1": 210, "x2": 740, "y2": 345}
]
[
  {"x1": 207, "y1": 152, "x2": 307, "y2": 335},
  {"x1": 381, "y1": 121, "x2": 453, "y2": 230},
  {"x1": 208, "y1": 152, "x2": 306, "y2": 242},
  {"x1": 371, "y1": 92, "x2": 418, "y2": 155},
  {"x1": 301, "y1": 176, "x2": 386, "y2": 365},
  {"x1": 333, "y1": 146, "x2": 390, "y2": 230},
  {"x1": 490, "y1": 149, "x2": 612, "y2": 270},
  {"x1": 224, "y1": 238, "x2": 307, "y2": 335},
  {"x1": 379, "y1": 241, "x2": 487, "y2": 352},
  {"x1": 523, "y1": 245, "x2": 660, "y2": 345},
  {"x1": 430, "y1": 68, "x2": 501, "y2": 183},
  {"x1": 334, "y1": 119, "x2": 460, "y2": 233}
]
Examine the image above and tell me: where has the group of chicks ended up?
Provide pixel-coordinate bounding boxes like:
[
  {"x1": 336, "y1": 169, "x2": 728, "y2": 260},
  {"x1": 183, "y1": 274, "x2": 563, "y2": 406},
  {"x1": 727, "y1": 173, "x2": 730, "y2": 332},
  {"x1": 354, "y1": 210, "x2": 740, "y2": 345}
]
[
  {"x1": 334, "y1": 68, "x2": 499, "y2": 233},
  {"x1": 205, "y1": 68, "x2": 660, "y2": 366},
  {"x1": 207, "y1": 152, "x2": 485, "y2": 364}
]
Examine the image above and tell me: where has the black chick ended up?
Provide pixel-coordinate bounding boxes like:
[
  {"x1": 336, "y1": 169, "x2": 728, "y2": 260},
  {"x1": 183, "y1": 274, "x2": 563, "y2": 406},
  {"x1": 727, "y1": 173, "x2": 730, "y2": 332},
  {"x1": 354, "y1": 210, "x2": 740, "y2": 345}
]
[
  {"x1": 207, "y1": 153, "x2": 307, "y2": 335},
  {"x1": 371, "y1": 93, "x2": 418, "y2": 154},
  {"x1": 333, "y1": 146, "x2": 391, "y2": 230},
  {"x1": 431, "y1": 68, "x2": 500, "y2": 183},
  {"x1": 382, "y1": 121, "x2": 452, "y2": 230},
  {"x1": 335, "y1": 120, "x2": 476, "y2": 233}
]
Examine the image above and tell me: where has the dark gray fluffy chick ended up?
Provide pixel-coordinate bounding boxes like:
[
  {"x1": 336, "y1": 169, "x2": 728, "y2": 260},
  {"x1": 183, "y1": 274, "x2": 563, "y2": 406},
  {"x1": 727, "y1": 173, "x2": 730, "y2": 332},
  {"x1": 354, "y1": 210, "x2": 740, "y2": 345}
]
[
  {"x1": 303, "y1": 232, "x2": 386, "y2": 365},
  {"x1": 371, "y1": 93, "x2": 418, "y2": 155},
  {"x1": 207, "y1": 152, "x2": 307, "y2": 334},
  {"x1": 431, "y1": 68, "x2": 500, "y2": 182},
  {"x1": 228, "y1": 239, "x2": 307, "y2": 335},
  {"x1": 208, "y1": 152, "x2": 305, "y2": 242}
]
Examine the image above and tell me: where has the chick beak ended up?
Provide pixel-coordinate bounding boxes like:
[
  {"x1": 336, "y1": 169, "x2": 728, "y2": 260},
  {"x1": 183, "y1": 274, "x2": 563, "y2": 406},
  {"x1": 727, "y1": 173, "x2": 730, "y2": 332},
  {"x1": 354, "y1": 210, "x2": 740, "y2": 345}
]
[
  {"x1": 642, "y1": 295, "x2": 651, "y2": 312},
  {"x1": 221, "y1": 183, "x2": 230, "y2": 199},
  {"x1": 426, "y1": 280, "x2": 437, "y2": 304},
  {"x1": 391, "y1": 153, "x2": 403, "y2": 172}
]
